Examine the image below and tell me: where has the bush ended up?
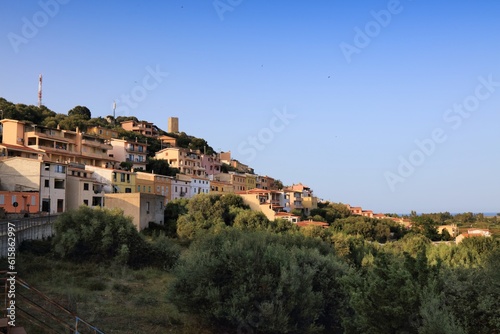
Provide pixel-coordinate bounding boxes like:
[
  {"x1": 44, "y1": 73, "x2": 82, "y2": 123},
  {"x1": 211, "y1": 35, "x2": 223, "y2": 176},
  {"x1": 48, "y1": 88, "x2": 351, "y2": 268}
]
[
  {"x1": 52, "y1": 206, "x2": 143, "y2": 263},
  {"x1": 52, "y1": 206, "x2": 180, "y2": 270},
  {"x1": 169, "y1": 229, "x2": 350, "y2": 333}
]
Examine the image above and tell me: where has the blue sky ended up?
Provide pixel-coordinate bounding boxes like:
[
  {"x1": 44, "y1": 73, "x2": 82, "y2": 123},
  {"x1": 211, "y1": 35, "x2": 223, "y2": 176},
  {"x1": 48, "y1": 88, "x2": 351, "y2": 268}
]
[{"x1": 1, "y1": 0, "x2": 499, "y2": 214}]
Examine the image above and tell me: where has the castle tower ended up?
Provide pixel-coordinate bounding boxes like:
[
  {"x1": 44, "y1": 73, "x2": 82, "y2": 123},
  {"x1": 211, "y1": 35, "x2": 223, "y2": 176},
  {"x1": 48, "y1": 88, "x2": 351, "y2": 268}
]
[{"x1": 168, "y1": 117, "x2": 179, "y2": 133}]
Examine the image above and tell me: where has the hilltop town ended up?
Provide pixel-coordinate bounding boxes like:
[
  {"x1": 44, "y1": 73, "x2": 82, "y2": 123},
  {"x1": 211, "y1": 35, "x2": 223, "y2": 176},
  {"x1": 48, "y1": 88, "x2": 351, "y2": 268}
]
[{"x1": 0, "y1": 99, "x2": 495, "y2": 244}]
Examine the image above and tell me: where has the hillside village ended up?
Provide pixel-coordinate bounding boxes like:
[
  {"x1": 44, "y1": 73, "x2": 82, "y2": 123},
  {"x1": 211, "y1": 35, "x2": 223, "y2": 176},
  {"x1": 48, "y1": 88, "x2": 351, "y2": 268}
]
[{"x1": 0, "y1": 106, "x2": 494, "y2": 242}]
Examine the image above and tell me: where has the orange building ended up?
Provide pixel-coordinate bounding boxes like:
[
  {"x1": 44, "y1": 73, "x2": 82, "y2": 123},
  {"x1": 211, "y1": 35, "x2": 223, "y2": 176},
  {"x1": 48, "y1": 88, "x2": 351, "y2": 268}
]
[{"x1": 0, "y1": 191, "x2": 39, "y2": 214}]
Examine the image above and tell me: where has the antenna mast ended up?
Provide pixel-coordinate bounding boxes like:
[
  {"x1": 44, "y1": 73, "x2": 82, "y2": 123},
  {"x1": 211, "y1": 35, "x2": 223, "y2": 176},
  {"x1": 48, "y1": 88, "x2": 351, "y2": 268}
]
[{"x1": 38, "y1": 74, "x2": 43, "y2": 107}]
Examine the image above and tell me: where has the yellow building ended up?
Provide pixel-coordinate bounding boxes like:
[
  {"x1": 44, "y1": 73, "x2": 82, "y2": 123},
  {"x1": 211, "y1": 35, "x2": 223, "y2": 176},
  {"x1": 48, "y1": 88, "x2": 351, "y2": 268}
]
[
  {"x1": 245, "y1": 173, "x2": 257, "y2": 191},
  {"x1": 85, "y1": 166, "x2": 136, "y2": 194},
  {"x1": 135, "y1": 172, "x2": 155, "y2": 194},
  {"x1": 230, "y1": 172, "x2": 246, "y2": 192},
  {"x1": 209, "y1": 179, "x2": 234, "y2": 194}
]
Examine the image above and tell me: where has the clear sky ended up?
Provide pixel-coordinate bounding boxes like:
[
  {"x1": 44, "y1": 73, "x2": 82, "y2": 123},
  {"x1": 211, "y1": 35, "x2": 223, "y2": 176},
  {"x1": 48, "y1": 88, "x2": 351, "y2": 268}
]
[{"x1": 1, "y1": 0, "x2": 499, "y2": 214}]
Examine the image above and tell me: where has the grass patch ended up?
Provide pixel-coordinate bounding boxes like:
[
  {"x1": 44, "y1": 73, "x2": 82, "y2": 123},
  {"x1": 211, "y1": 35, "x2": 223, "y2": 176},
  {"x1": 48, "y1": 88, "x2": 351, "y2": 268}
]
[{"x1": 1, "y1": 253, "x2": 214, "y2": 334}]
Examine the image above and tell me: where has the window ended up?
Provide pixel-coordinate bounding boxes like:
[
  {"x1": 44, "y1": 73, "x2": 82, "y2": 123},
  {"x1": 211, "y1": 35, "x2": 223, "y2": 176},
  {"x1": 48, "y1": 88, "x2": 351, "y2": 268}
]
[
  {"x1": 126, "y1": 174, "x2": 130, "y2": 183},
  {"x1": 0, "y1": 195, "x2": 4, "y2": 205},
  {"x1": 54, "y1": 165, "x2": 66, "y2": 173},
  {"x1": 44, "y1": 179, "x2": 50, "y2": 187},
  {"x1": 120, "y1": 173, "x2": 125, "y2": 182},
  {"x1": 92, "y1": 197, "x2": 102, "y2": 207},
  {"x1": 42, "y1": 198, "x2": 50, "y2": 212},
  {"x1": 138, "y1": 146, "x2": 143, "y2": 152},
  {"x1": 146, "y1": 201, "x2": 150, "y2": 213},
  {"x1": 125, "y1": 188, "x2": 132, "y2": 193},
  {"x1": 137, "y1": 185, "x2": 141, "y2": 192},
  {"x1": 44, "y1": 163, "x2": 50, "y2": 171},
  {"x1": 31, "y1": 196, "x2": 36, "y2": 206},
  {"x1": 54, "y1": 179, "x2": 65, "y2": 189},
  {"x1": 83, "y1": 200, "x2": 89, "y2": 206},
  {"x1": 83, "y1": 183, "x2": 89, "y2": 191},
  {"x1": 12, "y1": 195, "x2": 16, "y2": 204}
]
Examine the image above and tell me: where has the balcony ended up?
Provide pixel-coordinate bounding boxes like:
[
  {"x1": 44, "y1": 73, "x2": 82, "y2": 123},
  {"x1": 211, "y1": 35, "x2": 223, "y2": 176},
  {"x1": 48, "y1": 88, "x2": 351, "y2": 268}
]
[
  {"x1": 26, "y1": 128, "x2": 66, "y2": 140},
  {"x1": 84, "y1": 151, "x2": 109, "y2": 159},
  {"x1": 82, "y1": 138, "x2": 113, "y2": 150}
]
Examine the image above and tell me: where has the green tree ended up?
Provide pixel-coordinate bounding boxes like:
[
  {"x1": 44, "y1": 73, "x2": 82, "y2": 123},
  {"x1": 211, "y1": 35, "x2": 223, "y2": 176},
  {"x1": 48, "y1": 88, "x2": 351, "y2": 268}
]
[
  {"x1": 146, "y1": 158, "x2": 178, "y2": 176},
  {"x1": 68, "y1": 105, "x2": 91, "y2": 120},
  {"x1": 163, "y1": 198, "x2": 189, "y2": 237},
  {"x1": 272, "y1": 179, "x2": 284, "y2": 190},
  {"x1": 345, "y1": 253, "x2": 421, "y2": 334},
  {"x1": 418, "y1": 281, "x2": 466, "y2": 334},
  {"x1": 411, "y1": 216, "x2": 440, "y2": 241},
  {"x1": 169, "y1": 229, "x2": 350, "y2": 333}
]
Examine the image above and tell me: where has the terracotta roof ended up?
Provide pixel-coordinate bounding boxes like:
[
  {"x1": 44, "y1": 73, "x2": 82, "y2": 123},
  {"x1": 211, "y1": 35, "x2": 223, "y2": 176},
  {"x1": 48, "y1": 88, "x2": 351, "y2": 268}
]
[{"x1": 297, "y1": 221, "x2": 329, "y2": 228}]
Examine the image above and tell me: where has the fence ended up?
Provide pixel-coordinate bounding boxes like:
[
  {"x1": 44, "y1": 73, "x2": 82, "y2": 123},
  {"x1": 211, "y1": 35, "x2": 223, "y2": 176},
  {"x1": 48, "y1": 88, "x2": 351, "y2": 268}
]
[{"x1": 0, "y1": 215, "x2": 57, "y2": 258}]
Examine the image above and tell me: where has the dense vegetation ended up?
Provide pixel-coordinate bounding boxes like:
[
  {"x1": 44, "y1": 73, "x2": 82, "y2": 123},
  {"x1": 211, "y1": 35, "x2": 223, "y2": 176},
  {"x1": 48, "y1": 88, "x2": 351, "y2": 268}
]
[{"x1": 9, "y1": 196, "x2": 499, "y2": 333}]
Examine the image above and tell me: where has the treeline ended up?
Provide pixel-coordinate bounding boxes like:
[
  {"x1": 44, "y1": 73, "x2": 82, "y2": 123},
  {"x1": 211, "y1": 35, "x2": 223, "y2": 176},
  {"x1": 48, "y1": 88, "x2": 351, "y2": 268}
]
[{"x1": 22, "y1": 195, "x2": 500, "y2": 333}]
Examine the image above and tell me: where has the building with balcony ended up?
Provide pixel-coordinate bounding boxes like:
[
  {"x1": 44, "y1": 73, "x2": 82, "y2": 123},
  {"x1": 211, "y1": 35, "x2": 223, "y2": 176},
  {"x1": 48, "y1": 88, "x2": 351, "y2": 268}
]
[
  {"x1": 121, "y1": 120, "x2": 159, "y2": 138},
  {"x1": 201, "y1": 153, "x2": 222, "y2": 175},
  {"x1": 0, "y1": 119, "x2": 116, "y2": 167},
  {"x1": 158, "y1": 135, "x2": 177, "y2": 148},
  {"x1": 190, "y1": 176, "x2": 210, "y2": 197},
  {"x1": 256, "y1": 175, "x2": 276, "y2": 190},
  {"x1": 171, "y1": 174, "x2": 191, "y2": 200},
  {"x1": 284, "y1": 183, "x2": 318, "y2": 215},
  {"x1": 155, "y1": 147, "x2": 206, "y2": 177},
  {"x1": 79, "y1": 133, "x2": 116, "y2": 168},
  {"x1": 237, "y1": 188, "x2": 289, "y2": 221},
  {"x1": 109, "y1": 138, "x2": 148, "y2": 171}
]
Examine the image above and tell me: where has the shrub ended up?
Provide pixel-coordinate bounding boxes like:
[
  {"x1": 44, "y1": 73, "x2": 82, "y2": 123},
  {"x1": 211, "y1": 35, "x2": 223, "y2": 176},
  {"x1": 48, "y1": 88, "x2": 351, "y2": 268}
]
[{"x1": 169, "y1": 229, "x2": 350, "y2": 333}]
